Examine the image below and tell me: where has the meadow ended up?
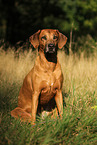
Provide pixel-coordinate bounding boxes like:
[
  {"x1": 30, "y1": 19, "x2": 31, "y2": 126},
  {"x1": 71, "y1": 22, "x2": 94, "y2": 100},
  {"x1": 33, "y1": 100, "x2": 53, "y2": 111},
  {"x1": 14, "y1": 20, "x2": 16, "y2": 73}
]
[{"x1": 0, "y1": 46, "x2": 97, "y2": 145}]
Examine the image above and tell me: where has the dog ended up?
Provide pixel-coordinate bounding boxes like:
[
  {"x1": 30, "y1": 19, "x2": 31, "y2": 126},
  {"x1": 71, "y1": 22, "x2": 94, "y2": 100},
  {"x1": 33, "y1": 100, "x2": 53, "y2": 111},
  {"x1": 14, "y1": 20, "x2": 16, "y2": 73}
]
[{"x1": 11, "y1": 29, "x2": 67, "y2": 123}]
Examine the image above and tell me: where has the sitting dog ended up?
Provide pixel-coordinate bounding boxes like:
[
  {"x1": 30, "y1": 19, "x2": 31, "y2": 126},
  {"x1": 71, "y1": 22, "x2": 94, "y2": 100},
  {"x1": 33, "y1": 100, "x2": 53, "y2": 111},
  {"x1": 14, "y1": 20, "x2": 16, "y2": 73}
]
[{"x1": 11, "y1": 29, "x2": 67, "y2": 123}]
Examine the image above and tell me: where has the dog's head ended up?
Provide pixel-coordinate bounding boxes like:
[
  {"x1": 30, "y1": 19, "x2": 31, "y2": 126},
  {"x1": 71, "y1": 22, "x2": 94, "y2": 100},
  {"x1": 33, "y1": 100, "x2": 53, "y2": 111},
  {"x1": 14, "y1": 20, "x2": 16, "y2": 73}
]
[{"x1": 29, "y1": 29, "x2": 67, "y2": 53}]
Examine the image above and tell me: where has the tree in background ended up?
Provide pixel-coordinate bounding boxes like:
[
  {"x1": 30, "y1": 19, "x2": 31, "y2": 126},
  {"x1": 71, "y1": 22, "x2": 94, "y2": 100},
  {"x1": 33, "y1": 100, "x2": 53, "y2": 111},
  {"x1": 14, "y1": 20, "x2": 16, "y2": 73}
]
[{"x1": 0, "y1": 0, "x2": 97, "y2": 46}]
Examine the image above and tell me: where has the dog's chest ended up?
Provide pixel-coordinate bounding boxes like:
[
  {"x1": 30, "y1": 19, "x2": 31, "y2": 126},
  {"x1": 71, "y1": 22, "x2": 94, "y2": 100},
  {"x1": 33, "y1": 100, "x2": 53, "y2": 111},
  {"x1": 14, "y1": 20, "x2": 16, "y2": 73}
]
[{"x1": 39, "y1": 71, "x2": 61, "y2": 104}]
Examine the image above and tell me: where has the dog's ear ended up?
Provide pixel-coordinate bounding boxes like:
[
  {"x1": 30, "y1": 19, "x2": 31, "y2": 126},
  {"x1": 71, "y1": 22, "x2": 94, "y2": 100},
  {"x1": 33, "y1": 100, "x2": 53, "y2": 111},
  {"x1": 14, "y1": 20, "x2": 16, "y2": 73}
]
[
  {"x1": 29, "y1": 30, "x2": 40, "y2": 48},
  {"x1": 58, "y1": 31, "x2": 67, "y2": 49}
]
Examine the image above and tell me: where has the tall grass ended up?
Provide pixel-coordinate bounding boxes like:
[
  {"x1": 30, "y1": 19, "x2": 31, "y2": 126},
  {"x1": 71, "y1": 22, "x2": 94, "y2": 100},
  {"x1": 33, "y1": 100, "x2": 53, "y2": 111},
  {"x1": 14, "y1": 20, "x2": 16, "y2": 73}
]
[{"x1": 0, "y1": 47, "x2": 97, "y2": 145}]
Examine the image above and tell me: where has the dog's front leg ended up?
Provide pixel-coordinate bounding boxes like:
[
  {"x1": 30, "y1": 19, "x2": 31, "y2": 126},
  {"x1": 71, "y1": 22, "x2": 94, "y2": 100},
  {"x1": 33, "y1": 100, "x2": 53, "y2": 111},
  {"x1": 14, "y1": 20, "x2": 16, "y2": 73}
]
[
  {"x1": 31, "y1": 91, "x2": 39, "y2": 123},
  {"x1": 55, "y1": 90, "x2": 63, "y2": 118}
]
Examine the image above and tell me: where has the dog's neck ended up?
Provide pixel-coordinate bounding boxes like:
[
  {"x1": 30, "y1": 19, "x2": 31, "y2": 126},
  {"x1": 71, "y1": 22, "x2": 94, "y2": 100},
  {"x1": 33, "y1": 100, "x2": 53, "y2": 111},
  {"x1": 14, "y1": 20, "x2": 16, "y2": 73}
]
[
  {"x1": 38, "y1": 50, "x2": 57, "y2": 72},
  {"x1": 44, "y1": 53, "x2": 57, "y2": 63}
]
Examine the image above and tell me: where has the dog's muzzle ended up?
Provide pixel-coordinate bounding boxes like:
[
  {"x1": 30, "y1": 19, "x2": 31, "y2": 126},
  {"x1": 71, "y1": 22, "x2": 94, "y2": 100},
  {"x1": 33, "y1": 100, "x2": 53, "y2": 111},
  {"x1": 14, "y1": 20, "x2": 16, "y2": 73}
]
[{"x1": 45, "y1": 43, "x2": 55, "y2": 53}]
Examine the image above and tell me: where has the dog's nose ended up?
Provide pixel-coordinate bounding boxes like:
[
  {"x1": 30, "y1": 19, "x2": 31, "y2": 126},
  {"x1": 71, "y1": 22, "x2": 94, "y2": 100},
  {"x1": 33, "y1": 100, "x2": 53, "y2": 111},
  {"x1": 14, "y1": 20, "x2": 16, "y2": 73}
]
[{"x1": 48, "y1": 43, "x2": 54, "y2": 48}]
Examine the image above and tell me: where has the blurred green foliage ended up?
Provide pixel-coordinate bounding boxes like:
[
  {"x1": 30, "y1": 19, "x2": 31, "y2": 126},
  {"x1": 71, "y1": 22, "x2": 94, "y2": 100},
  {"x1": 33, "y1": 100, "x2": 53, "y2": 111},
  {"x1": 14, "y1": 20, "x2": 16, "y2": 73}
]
[
  {"x1": 0, "y1": 0, "x2": 97, "y2": 53},
  {"x1": 76, "y1": 34, "x2": 97, "y2": 57}
]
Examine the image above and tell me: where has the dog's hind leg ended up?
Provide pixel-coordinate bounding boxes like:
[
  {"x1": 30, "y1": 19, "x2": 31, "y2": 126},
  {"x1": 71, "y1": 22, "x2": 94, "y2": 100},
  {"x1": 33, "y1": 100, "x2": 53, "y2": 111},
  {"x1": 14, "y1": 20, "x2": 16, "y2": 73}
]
[{"x1": 11, "y1": 107, "x2": 31, "y2": 122}]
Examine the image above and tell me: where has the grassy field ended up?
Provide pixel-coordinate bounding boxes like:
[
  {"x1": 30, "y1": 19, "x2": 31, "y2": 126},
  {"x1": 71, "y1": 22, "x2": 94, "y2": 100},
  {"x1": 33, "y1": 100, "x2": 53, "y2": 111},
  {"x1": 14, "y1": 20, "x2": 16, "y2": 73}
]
[{"x1": 0, "y1": 47, "x2": 97, "y2": 145}]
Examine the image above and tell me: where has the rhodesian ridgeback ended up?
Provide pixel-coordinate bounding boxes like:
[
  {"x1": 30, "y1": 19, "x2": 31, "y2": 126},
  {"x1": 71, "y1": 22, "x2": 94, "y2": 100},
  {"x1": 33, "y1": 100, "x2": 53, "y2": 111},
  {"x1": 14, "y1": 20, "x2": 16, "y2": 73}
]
[{"x1": 11, "y1": 29, "x2": 67, "y2": 123}]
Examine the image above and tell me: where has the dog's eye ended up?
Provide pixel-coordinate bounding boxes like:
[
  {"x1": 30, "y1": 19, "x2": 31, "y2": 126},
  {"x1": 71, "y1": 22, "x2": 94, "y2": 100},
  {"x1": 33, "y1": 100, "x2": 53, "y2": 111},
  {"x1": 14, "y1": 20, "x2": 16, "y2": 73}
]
[
  {"x1": 53, "y1": 35, "x2": 58, "y2": 40},
  {"x1": 41, "y1": 36, "x2": 47, "y2": 40}
]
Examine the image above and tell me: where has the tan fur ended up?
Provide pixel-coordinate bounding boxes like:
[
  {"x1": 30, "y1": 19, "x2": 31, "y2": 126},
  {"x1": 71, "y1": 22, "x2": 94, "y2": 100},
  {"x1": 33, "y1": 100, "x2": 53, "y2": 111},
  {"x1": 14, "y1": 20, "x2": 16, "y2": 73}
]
[{"x1": 11, "y1": 29, "x2": 67, "y2": 123}]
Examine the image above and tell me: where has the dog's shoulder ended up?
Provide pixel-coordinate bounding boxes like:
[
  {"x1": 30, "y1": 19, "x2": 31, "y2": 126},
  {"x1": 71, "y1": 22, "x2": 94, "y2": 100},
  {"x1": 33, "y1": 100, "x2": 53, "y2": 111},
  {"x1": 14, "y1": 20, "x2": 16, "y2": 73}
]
[
  {"x1": 53, "y1": 60, "x2": 63, "y2": 81},
  {"x1": 54, "y1": 60, "x2": 62, "y2": 74}
]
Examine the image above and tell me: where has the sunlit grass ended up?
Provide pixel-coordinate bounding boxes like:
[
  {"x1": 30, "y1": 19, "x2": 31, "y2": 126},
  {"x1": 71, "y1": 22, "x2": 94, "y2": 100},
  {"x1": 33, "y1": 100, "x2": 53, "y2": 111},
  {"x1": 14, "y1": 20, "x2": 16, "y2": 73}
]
[
  {"x1": 0, "y1": 47, "x2": 97, "y2": 144},
  {"x1": 58, "y1": 51, "x2": 97, "y2": 110},
  {"x1": 58, "y1": 51, "x2": 97, "y2": 95},
  {"x1": 0, "y1": 48, "x2": 36, "y2": 84}
]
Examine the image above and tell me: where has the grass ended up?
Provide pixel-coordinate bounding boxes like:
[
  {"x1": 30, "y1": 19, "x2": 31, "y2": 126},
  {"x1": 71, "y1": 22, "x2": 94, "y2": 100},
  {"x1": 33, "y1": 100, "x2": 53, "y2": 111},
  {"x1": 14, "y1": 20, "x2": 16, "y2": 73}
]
[{"x1": 0, "y1": 47, "x2": 97, "y2": 145}]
